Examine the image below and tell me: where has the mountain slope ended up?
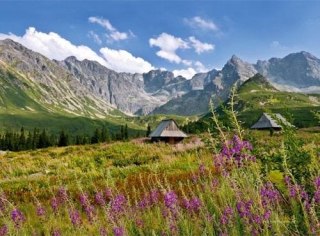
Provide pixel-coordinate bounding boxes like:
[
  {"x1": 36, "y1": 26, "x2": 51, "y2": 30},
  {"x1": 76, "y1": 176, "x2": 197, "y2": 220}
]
[
  {"x1": 255, "y1": 51, "x2": 320, "y2": 90},
  {"x1": 186, "y1": 74, "x2": 320, "y2": 132},
  {"x1": 0, "y1": 39, "x2": 116, "y2": 118},
  {"x1": 153, "y1": 56, "x2": 257, "y2": 115}
]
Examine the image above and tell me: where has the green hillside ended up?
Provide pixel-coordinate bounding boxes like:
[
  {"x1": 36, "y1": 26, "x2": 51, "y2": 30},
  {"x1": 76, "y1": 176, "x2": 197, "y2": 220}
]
[
  {"x1": 186, "y1": 74, "x2": 320, "y2": 132},
  {"x1": 0, "y1": 66, "x2": 191, "y2": 135}
]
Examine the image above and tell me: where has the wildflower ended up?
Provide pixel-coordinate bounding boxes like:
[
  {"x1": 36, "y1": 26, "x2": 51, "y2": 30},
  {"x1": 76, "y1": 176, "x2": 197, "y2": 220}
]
[
  {"x1": 36, "y1": 205, "x2": 46, "y2": 217},
  {"x1": 220, "y1": 206, "x2": 234, "y2": 225},
  {"x1": 260, "y1": 182, "x2": 280, "y2": 208},
  {"x1": 69, "y1": 209, "x2": 81, "y2": 227},
  {"x1": 51, "y1": 229, "x2": 61, "y2": 236},
  {"x1": 211, "y1": 178, "x2": 219, "y2": 189},
  {"x1": 95, "y1": 191, "x2": 106, "y2": 206},
  {"x1": 57, "y1": 187, "x2": 68, "y2": 204},
  {"x1": 11, "y1": 208, "x2": 25, "y2": 228},
  {"x1": 236, "y1": 200, "x2": 253, "y2": 218},
  {"x1": 110, "y1": 194, "x2": 127, "y2": 214},
  {"x1": 150, "y1": 189, "x2": 160, "y2": 205},
  {"x1": 113, "y1": 226, "x2": 124, "y2": 236},
  {"x1": 263, "y1": 209, "x2": 271, "y2": 220},
  {"x1": 0, "y1": 225, "x2": 8, "y2": 236},
  {"x1": 199, "y1": 163, "x2": 206, "y2": 175},
  {"x1": 84, "y1": 204, "x2": 96, "y2": 223},
  {"x1": 138, "y1": 189, "x2": 160, "y2": 210},
  {"x1": 164, "y1": 191, "x2": 178, "y2": 209},
  {"x1": 99, "y1": 227, "x2": 107, "y2": 236},
  {"x1": 214, "y1": 135, "x2": 255, "y2": 171},
  {"x1": 182, "y1": 197, "x2": 202, "y2": 213},
  {"x1": 51, "y1": 197, "x2": 59, "y2": 213},
  {"x1": 79, "y1": 193, "x2": 90, "y2": 208},
  {"x1": 135, "y1": 218, "x2": 144, "y2": 228}
]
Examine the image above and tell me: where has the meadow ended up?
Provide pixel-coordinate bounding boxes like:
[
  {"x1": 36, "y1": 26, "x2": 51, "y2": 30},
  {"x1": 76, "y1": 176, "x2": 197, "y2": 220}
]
[{"x1": 0, "y1": 113, "x2": 320, "y2": 236}]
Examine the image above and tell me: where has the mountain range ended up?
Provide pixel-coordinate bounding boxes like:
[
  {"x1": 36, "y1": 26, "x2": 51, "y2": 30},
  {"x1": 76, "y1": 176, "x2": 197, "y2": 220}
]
[{"x1": 1, "y1": 38, "x2": 320, "y2": 119}]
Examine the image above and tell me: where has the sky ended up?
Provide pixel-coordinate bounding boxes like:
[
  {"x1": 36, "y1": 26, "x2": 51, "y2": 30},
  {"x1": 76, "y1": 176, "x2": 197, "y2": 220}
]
[{"x1": 0, "y1": 0, "x2": 320, "y2": 79}]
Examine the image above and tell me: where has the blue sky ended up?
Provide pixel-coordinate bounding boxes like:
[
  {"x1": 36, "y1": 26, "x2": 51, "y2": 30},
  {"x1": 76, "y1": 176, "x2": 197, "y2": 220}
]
[{"x1": 1, "y1": 0, "x2": 320, "y2": 78}]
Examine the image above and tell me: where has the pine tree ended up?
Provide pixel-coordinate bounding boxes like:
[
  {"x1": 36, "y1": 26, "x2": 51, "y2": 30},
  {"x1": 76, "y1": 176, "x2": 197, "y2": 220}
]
[
  {"x1": 38, "y1": 129, "x2": 50, "y2": 148},
  {"x1": 58, "y1": 130, "x2": 69, "y2": 147},
  {"x1": 91, "y1": 128, "x2": 101, "y2": 144},
  {"x1": 101, "y1": 126, "x2": 107, "y2": 142},
  {"x1": 146, "y1": 124, "x2": 151, "y2": 137},
  {"x1": 124, "y1": 124, "x2": 128, "y2": 140},
  {"x1": 18, "y1": 127, "x2": 26, "y2": 151},
  {"x1": 26, "y1": 131, "x2": 33, "y2": 150}
]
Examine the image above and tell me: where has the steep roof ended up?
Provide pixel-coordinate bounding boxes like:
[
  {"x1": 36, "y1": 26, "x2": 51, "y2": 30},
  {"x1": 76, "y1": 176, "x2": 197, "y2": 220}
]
[
  {"x1": 251, "y1": 113, "x2": 291, "y2": 129},
  {"x1": 149, "y1": 119, "x2": 188, "y2": 138}
]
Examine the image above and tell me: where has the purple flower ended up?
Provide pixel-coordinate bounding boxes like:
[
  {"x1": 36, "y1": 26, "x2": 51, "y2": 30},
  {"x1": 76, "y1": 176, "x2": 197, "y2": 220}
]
[
  {"x1": 315, "y1": 177, "x2": 320, "y2": 188},
  {"x1": 109, "y1": 194, "x2": 127, "y2": 221},
  {"x1": 51, "y1": 197, "x2": 59, "y2": 213},
  {"x1": 95, "y1": 191, "x2": 106, "y2": 206},
  {"x1": 263, "y1": 209, "x2": 271, "y2": 220},
  {"x1": 199, "y1": 163, "x2": 206, "y2": 175},
  {"x1": 0, "y1": 225, "x2": 8, "y2": 236},
  {"x1": 260, "y1": 182, "x2": 280, "y2": 208},
  {"x1": 236, "y1": 200, "x2": 253, "y2": 218},
  {"x1": 135, "y1": 218, "x2": 144, "y2": 228},
  {"x1": 51, "y1": 229, "x2": 61, "y2": 236},
  {"x1": 69, "y1": 209, "x2": 81, "y2": 227},
  {"x1": 214, "y1": 135, "x2": 255, "y2": 171},
  {"x1": 113, "y1": 227, "x2": 124, "y2": 236},
  {"x1": 138, "y1": 189, "x2": 160, "y2": 210},
  {"x1": 79, "y1": 193, "x2": 90, "y2": 208},
  {"x1": 164, "y1": 191, "x2": 178, "y2": 209},
  {"x1": 220, "y1": 206, "x2": 234, "y2": 225},
  {"x1": 57, "y1": 187, "x2": 68, "y2": 204},
  {"x1": 11, "y1": 208, "x2": 25, "y2": 228},
  {"x1": 99, "y1": 227, "x2": 107, "y2": 236},
  {"x1": 110, "y1": 194, "x2": 127, "y2": 214},
  {"x1": 314, "y1": 176, "x2": 320, "y2": 204},
  {"x1": 36, "y1": 205, "x2": 46, "y2": 217},
  {"x1": 182, "y1": 197, "x2": 202, "y2": 213}
]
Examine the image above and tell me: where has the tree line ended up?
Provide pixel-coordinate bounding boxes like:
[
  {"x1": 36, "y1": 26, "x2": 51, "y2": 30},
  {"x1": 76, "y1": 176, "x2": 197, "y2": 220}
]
[{"x1": 0, "y1": 124, "x2": 138, "y2": 152}]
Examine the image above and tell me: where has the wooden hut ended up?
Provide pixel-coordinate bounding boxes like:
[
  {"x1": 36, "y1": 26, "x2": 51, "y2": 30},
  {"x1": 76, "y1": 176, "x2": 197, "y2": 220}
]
[
  {"x1": 251, "y1": 113, "x2": 291, "y2": 131},
  {"x1": 149, "y1": 119, "x2": 187, "y2": 144}
]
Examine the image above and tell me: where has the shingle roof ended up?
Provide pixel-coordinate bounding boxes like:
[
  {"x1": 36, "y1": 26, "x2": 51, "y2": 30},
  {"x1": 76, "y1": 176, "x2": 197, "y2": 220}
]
[
  {"x1": 149, "y1": 119, "x2": 188, "y2": 138},
  {"x1": 251, "y1": 113, "x2": 292, "y2": 129}
]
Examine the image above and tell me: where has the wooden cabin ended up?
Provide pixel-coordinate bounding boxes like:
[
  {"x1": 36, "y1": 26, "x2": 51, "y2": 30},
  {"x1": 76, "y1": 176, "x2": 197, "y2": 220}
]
[
  {"x1": 251, "y1": 113, "x2": 292, "y2": 131},
  {"x1": 149, "y1": 119, "x2": 188, "y2": 144}
]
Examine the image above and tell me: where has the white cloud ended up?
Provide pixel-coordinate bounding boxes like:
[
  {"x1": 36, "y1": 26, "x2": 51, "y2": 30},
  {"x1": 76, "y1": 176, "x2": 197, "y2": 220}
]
[
  {"x1": 173, "y1": 61, "x2": 209, "y2": 79},
  {"x1": 173, "y1": 67, "x2": 197, "y2": 79},
  {"x1": 270, "y1": 41, "x2": 287, "y2": 50},
  {"x1": 88, "y1": 31, "x2": 102, "y2": 45},
  {"x1": 88, "y1": 16, "x2": 129, "y2": 42},
  {"x1": 109, "y1": 31, "x2": 128, "y2": 41},
  {"x1": 189, "y1": 36, "x2": 214, "y2": 54},
  {"x1": 100, "y1": 47, "x2": 155, "y2": 74},
  {"x1": 194, "y1": 61, "x2": 209, "y2": 72},
  {"x1": 0, "y1": 27, "x2": 154, "y2": 74},
  {"x1": 149, "y1": 33, "x2": 189, "y2": 64},
  {"x1": 185, "y1": 16, "x2": 218, "y2": 31},
  {"x1": 0, "y1": 27, "x2": 108, "y2": 66},
  {"x1": 182, "y1": 59, "x2": 192, "y2": 66}
]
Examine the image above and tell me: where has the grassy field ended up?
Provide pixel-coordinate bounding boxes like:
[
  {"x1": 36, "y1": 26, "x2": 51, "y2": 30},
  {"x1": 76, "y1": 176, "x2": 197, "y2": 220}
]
[{"x1": 0, "y1": 126, "x2": 319, "y2": 235}]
